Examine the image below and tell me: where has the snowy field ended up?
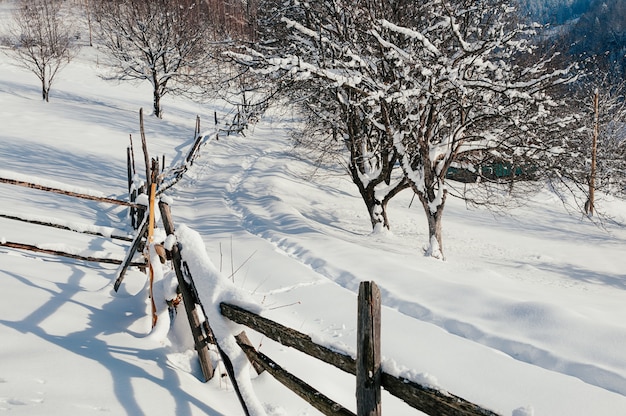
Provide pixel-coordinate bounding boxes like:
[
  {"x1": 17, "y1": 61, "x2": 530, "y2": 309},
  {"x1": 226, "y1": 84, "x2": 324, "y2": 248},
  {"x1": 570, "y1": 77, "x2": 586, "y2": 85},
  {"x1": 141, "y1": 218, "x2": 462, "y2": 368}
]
[{"x1": 2, "y1": 17, "x2": 626, "y2": 416}]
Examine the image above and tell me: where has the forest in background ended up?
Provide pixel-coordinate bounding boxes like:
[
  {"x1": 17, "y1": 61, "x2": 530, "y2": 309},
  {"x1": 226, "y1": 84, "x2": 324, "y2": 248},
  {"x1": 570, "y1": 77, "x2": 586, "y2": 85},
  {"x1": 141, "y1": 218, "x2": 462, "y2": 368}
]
[{"x1": 520, "y1": 0, "x2": 626, "y2": 77}]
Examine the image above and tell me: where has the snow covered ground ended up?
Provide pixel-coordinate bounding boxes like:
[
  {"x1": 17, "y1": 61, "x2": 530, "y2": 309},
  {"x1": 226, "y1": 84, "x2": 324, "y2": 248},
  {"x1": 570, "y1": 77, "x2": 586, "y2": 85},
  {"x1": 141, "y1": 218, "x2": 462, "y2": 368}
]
[{"x1": 2, "y1": 15, "x2": 626, "y2": 416}]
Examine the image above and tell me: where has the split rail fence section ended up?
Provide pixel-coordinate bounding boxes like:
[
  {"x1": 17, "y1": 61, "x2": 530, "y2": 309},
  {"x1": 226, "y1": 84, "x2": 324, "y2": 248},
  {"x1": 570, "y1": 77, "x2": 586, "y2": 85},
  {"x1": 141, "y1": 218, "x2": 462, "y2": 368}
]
[
  {"x1": 0, "y1": 176, "x2": 142, "y2": 266},
  {"x1": 0, "y1": 108, "x2": 500, "y2": 416},
  {"x1": 151, "y1": 195, "x2": 500, "y2": 416},
  {"x1": 0, "y1": 109, "x2": 210, "y2": 272},
  {"x1": 220, "y1": 286, "x2": 500, "y2": 416},
  {"x1": 151, "y1": 207, "x2": 500, "y2": 414}
]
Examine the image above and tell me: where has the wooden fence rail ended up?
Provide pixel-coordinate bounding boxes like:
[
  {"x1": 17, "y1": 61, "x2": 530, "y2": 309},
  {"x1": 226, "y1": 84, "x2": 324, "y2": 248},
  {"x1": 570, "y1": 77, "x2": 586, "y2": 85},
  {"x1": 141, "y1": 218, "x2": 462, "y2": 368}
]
[
  {"x1": 0, "y1": 212, "x2": 133, "y2": 242},
  {"x1": 220, "y1": 299, "x2": 500, "y2": 416},
  {"x1": 0, "y1": 240, "x2": 144, "y2": 267},
  {"x1": 0, "y1": 177, "x2": 138, "y2": 207},
  {"x1": 235, "y1": 337, "x2": 356, "y2": 416}
]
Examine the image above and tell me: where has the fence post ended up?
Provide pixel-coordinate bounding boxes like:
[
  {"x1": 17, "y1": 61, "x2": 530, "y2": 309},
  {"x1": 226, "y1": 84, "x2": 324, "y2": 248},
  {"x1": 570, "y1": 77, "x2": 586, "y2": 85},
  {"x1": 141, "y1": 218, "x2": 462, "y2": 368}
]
[
  {"x1": 357, "y1": 281, "x2": 382, "y2": 416},
  {"x1": 139, "y1": 108, "x2": 151, "y2": 189},
  {"x1": 158, "y1": 199, "x2": 214, "y2": 382}
]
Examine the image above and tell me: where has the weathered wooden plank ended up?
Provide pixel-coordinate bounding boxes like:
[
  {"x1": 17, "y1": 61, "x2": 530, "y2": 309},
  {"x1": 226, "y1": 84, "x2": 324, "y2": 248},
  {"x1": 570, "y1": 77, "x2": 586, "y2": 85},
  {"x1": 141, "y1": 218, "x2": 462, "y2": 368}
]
[
  {"x1": 356, "y1": 281, "x2": 381, "y2": 416},
  {"x1": 0, "y1": 177, "x2": 138, "y2": 207},
  {"x1": 186, "y1": 133, "x2": 204, "y2": 165},
  {"x1": 220, "y1": 302, "x2": 357, "y2": 375},
  {"x1": 221, "y1": 302, "x2": 500, "y2": 416},
  {"x1": 0, "y1": 213, "x2": 133, "y2": 242},
  {"x1": 114, "y1": 217, "x2": 149, "y2": 292},
  {"x1": 158, "y1": 200, "x2": 214, "y2": 382},
  {"x1": 147, "y1": 180, "x2": 157, "y2": 328},
  {"x1": 234, "y1": 331, "x2": 265, "y2": 375},
  {"x1": 127, "y1": 145, "x2": 133, "y2": 194},
  {"x1": 0, "y1": 240, "x2": 144, "y2": 266},
  {"x1": 381, "y1": 373, "x2": 500, "y2": 416},
  {"x1": 235, "y1": 339, "x2": 356, "y2": 416},
  {"x1": 139, "y1": 108, "x2": 151, "y2": 189},
  {"x1": 160, "y1": 200, "x2": 253, "y2": 416}
]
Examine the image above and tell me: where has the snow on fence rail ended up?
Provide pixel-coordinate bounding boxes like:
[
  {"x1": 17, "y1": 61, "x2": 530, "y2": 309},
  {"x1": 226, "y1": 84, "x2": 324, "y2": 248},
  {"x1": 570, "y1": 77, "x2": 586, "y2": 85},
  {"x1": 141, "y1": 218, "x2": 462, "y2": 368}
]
[
  {"x1": 0, "y1": 107, "x2": 500, "y2": 415},
  {"x1": 220, "y1": 290, "x2": 500, "y2": 416},
  {"x1": 0, "y1": 173, "x2": 143, "y2": 265},
  {"x1": 148, "y1": 201, "x2": 500, "y2": 416}
]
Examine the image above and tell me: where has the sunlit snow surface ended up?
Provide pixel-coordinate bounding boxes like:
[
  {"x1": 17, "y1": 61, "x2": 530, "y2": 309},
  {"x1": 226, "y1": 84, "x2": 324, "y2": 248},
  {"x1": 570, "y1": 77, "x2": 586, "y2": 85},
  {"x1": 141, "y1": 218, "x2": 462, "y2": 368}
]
[{"x1": 1, "y1": 5, "x2": 626, "y2": 416}]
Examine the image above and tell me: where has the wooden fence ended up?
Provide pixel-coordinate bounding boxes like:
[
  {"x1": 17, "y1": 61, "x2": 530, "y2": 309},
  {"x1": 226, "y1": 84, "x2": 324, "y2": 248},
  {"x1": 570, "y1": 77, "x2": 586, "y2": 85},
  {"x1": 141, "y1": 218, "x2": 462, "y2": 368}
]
[
  {"x1": 219, "y1": 289, "x2": 500, "y2": 416},
  {"x1": 0, "y1": 108, "x2": 207, "y2": 268},
  {"x1": 0, "y1": 108, "x2": 501, "y2": 416},
  {"x1": 150, "y1": 196, "x2": 500, "y2": 415},
  {"x1": 0, "y1": 176, "x2": 143, "y2": 266}
]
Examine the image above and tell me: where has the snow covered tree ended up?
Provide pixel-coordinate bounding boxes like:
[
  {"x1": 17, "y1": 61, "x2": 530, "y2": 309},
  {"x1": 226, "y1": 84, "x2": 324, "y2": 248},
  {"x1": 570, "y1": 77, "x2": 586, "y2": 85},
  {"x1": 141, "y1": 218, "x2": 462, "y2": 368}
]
[
  {"x1": 240, "y1": 0, "x2": 576, "y2": 257},
  {"x1": 2, "y1": 0, "x2": 77, "y2": 102},
  {"x1": 92, "y1": 0, "x2": 213, "y2": 118},
  {"x1": 233, "y1": 1, "x2": 412, "y2": 232},
  {"x1": 372, "y1": 1, "x2": 577, "y2": 258}
]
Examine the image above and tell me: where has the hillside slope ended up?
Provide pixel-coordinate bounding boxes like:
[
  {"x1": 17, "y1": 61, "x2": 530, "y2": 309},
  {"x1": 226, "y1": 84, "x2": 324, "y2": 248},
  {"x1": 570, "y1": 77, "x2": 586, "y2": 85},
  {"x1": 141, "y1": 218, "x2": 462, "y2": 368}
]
[{"x1": 1, "y1": 28, "x2": 626, "y2": 416}]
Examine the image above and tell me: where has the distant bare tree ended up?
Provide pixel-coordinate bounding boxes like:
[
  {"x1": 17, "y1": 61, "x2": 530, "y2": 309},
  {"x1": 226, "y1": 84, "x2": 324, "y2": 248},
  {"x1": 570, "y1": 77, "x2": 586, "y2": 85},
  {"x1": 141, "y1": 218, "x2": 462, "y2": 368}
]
[
  {"x1": 2, "y1": 0, "x2": 77, "y2": 102},
  {"x1": 202, "y1": 0, "x2": 258, "y2": 42},
  {"x1": 92, "y1": 0, "x2": 214, "y2": 118},
  {"x1": 548, "y1": 78, "x2": 626, "y2": 215}
]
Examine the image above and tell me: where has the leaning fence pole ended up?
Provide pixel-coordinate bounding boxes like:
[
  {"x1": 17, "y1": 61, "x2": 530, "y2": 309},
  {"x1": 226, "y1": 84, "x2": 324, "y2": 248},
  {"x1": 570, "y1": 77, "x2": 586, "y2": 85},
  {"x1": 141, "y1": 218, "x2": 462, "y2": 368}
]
[
  {"x1": 357, "y1": 281, "x2": 382, "y2": 416},
  {"x1": 139, "y1": 108, "x2": 151, "y2": 189},
  {"x1": 158, "y1": 199, "x2": 214, "y2": 382},
  {"x1": 114, "y1": 216, "x2": 149, "y2": 292}
]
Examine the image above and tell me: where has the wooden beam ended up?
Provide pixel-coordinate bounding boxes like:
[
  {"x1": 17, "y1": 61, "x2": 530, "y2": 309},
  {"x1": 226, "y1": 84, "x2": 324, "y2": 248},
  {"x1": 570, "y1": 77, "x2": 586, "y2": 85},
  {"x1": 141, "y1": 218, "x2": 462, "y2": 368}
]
[
  {"x1": 160, "y1": 201, "x2": 253, "y2": 415},
  {"x1": 235, "y1": 339, "x2": 356, "y2": 416},
  {"x1": 381, "y1": 373, "x2": 500, "y2": 416},
  {"x1": 234, "y1": 331, "x2": 265, "y2": 375},
  {"x1": 158, "y1": 200, "x2": 215, "y2": 382},
  {"x1": 0, "y1": 213, "x2": 133, "y2": 242},
  {"x1": 186, "y1": 133, "x2": 204, "y2": 165},
  {"x1": 114, "y1": 217, "x2": 149, "y2": 292},
  {"x1": 0, "y1": 240, "x2": 144, "y2": 266},
  {"x1": 139, "y1": 108, "x2": 151, "y2": 189},
  {"x1": 220, "y1": 302, "x2": 356, "y2": 375},
  {"x1": 356, "y1": 281, "x2": 381, "y2": 416},
  {"x1": 0, "y1": 177, "x2": 138, "y2": 207}
]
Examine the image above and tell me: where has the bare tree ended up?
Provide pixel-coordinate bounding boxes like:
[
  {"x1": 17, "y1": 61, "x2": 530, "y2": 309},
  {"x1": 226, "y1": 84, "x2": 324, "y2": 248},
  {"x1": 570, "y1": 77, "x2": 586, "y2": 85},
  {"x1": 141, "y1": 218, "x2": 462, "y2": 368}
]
[
  {"x1": 548, "y1": 77, "x2": 626, "y2": 215},
  {"x1": 2, "y1": 0, "x2": 77, "y2": 102},
  {"x1": 373, "y1": 1, "x2": 574, "y2": 258},
  {"x1": 243, "y1": 0, "x2": 578, "y2": 258},
  {"x1": 92, "y1": 0, "x2": 214, "y2": 118},
  {"x1": 232, "y1": 1, "x2": 411, "y2": 232}
]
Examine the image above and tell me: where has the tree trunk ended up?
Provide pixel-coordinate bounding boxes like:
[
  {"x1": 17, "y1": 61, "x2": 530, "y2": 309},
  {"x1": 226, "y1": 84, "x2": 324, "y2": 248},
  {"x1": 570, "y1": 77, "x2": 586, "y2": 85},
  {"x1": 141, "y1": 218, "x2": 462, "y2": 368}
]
[
  {"x1": 41, "y1": 78, "x2": 49, "y2": 102},
  {"x1": 351, "y1": 167, "x2": 408, "y2": 233},
  {"x1": 418, "y1": 190, "x2": 446, "y2": 259},
  {"x1": 152, "y1": 72, "x2": 162, "y2": 118},
  {"x1": 349, "y1": 163, "x2": 391, "y2": 232},
  {"x1": 367, "y1": 199, "x2": 389, "y2": 232},
  {"x1": 153, "y1": 89, "x2": 162, "y2": 118}
]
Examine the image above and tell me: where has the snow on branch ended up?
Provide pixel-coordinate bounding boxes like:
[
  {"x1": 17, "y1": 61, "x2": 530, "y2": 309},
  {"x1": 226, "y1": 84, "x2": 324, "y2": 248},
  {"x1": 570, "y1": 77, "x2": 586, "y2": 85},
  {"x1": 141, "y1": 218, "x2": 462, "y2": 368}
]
[{"x1": 379, "y1": 19, "x2": 440, "y2": 56}]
